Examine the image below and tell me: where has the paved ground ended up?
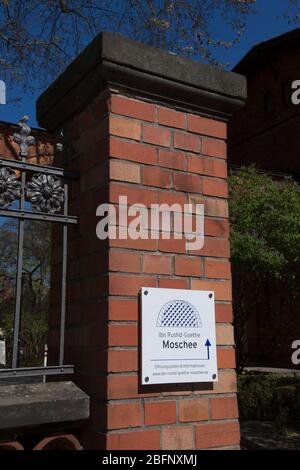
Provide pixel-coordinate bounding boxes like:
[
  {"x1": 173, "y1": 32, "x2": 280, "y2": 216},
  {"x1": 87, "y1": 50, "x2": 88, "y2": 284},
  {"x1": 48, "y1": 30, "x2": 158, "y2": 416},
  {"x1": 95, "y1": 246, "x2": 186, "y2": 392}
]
[
  {"x1": 241, "y1": 421, "x2": 300, "y2": 450},
  {"x1": 245, "y1": 367, "x2": 300, "y2": 376}
]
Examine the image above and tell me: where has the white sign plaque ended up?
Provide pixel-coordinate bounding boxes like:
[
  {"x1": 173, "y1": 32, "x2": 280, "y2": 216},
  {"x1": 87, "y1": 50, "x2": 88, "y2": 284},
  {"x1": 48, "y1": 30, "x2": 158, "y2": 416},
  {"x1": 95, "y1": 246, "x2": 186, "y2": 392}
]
[{"x1": 141, "y1": 287, "x2": 218, "y2": 385}]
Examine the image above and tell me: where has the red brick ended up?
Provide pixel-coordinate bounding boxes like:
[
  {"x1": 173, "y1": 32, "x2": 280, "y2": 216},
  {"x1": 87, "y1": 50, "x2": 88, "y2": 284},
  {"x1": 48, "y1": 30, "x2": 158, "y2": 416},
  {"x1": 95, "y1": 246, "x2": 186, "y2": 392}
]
[
  {"x1": 109, "y1": 116, "x2": 141, "y2": 140},
  {"x1": 179, "y1": 399, "x2": 209, "y2": 422},
  {"x1": 203, "y1": 178, "x2": 228, "y2": 198},
  {"x1": 158, "y1": 149, "x2": 187, "y2": 171},
  {"x1": 202, "y1": 138, "x2": 227, "y2": 159},
  {"x1": 205, "y1": 219, "x2": 229, "y2": 237},
  {"x1": 213, "y1": 370, "x2": 237, "y2": 394},
  {"x1": 75, "y1": 120, "x2": 108, "y2": 153},
  {"x1": 108, "y1": 297, "x2": 138, "y2": 321},
  {"x1": 109, "y1": 236, "x2": 158, "y2": 252},
  {"x1": 110, "y1": 160, "x2": 140, "y2": 183},
  {"x1": 78, "y1": 108, "x2": 97, "y2": 132},
  {"x1": 159, "y1": 190, "x2": 188, "y2": 206},
  {"x1": 0, "y1": 138, "x2": 20, "y2": 159},
  {"x1": 109, "y1": 251, "x2": 141, "y2": 273},
  {"x1": 109, "y1": 274, "x2": 156, "y2": 296},
  {"x1": 204, "y1": 259, "x2": 231, "y2": 279},
  {"x1": 108, "y1": 375, "x2": 137, "y2": 399},
  {"x1": 107, "y1": 375, "x2": 159, "y2": 399},
  {"x1": 159, "y1": 278, "x2": 189, "y2": 289},
  {"x1": 144, "y1": 401, "x2": 177, "y2": 425},
  {"x1": 158, "y1": 237, "x2": 186, "y2": 254},
  {"x1": 215, "y1": 303, "x2": 233, "y2": 323},
  {"x1": 0, "y1": 441, "x2": 25, "y2": 451},
  {"x1": 196, "y1": 422, "x2": 240, "y2": 449},
  {"x1": 216, "y1": 325, "x2": 234, "y2": 345},
  {"x1": 88, "y1": 95, "x2": 109, "y2": 123},
  {"x1": 190, "y1": 195, "x2": 229, "y2": 218},
  {"x1": 107, "y1": 403, "x2": 141, "y2": 430},
  {"x1": 70, "y1": 275, "x2": 108, "y2": 302},
  {"x1": 109, "y1": 324, "x2": 138, "y2": 346},
  {"x1": 161, "y1": 386, "x2": 192, "y2": 397},
  {"x1": 211, "y1": 396, "x2": 239, "y2": 420},
  {"x1": 217, "y1": 348, "x2": 236, "y2": 369},
  {"x1": 108, "y1": 349, "x2": 138, "y2": 372},
  {"x1": 192, "y1": 370, "x2": 237, "y2": 396},
  {"x1": 173, "y1": 173, "x2": 201, "y2": 193},
  {"x1": 78, "y1": 139, "x2": 108, "y2": 172},
  {"x1": 110, "y1": 138, "x2": 157, "y2": 165},
  {"x1": 107, "y1": 430, "x2": 161, "y2": 450},
  {"x1": 161, "y1": 426, "x2": 194, "y2": 450},
  {"x1": 114, "y1": 206, "x2": 149, "y2": 228},
  {"x1": 187, "y1": 114, "x2": 227, "y2": 139},
  {"x1": 175, "y1": 257, "x2": 202, "y2": 277},
  {"x1": 143, "y1": 124, "x2": 171, "y2": 147},
  {"x1": 191, "y1": 280, "x2": 232, "y2": 301},
  {"x1": 187, "y1": 155, "x2": 227, "y2": 178},
  {"x1": 158, "y1": 107, "x2": 186, "y2": 129},
  {"x1": 174, "y1": 132, "x2": 201, "y2": 153},
  {"x1": 190, "y1": 238, "x2": 230, "y2": 258},
  {"x1": 81, "y1": 161, "x2": 107, "y2": 191},
  {"x1": 110, "y1": 183, "x2": 158, "y2": 206},
  {"x1": 143, "y1": 254, "x2": 173, "y2": 274},
  {"x1": 110, "y1": 95, "x2": 156, "y2": 122},
  {"x1": 82, "y1": 429, "x2": 107, "y2": 450},
  {"x1": 143, "y1": 167, "x2": 172, "y2": 189}
]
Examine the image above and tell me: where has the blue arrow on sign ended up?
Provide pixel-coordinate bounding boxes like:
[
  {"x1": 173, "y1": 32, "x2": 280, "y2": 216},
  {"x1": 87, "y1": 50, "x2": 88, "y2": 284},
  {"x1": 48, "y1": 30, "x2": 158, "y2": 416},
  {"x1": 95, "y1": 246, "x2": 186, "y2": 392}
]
[{"x1": 205, "y1": 339, "x2": 211, "y2": 360}]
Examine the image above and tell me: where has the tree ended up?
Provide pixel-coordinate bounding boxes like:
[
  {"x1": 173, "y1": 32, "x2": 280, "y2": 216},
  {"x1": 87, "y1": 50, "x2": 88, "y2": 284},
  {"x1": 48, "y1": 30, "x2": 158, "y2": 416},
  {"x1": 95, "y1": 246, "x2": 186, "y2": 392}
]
[
  {"x1": 0, "y1": 218, "x2": 50, "y2": 367},
  {"x1": 284, "y1": 0, "x2": 300, "y2": 23},
  {"x1": 229, "y1": 166, "x2": 300, "y2": 371},
  {"x1": 0, "y1": 0, "x2": 257, "y2": 99}
]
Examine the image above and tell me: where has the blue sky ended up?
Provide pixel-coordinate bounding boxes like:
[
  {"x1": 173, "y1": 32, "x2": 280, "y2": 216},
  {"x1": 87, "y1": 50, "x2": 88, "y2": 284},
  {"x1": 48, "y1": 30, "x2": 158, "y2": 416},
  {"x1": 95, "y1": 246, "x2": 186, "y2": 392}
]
[{"x1": 0, "y1": 0, "x2": 297, "y2": 129}]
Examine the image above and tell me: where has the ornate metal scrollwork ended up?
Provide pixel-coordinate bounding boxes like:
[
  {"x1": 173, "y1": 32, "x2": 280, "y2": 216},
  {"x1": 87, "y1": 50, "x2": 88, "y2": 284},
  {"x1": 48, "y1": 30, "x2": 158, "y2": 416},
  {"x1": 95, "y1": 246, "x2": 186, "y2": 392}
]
[
  {"x1": 26, "y1": 174, "x2": 65, "y2": 214},
  {"x1": 0, "y1": 167, "x2": 21, "y2": 208},
  {"x1": 13, "y1": 115, "x2": 35, "y2": 158},
  {"x1": 55, "y1": 129, "x2": 75, "y2": 159}
]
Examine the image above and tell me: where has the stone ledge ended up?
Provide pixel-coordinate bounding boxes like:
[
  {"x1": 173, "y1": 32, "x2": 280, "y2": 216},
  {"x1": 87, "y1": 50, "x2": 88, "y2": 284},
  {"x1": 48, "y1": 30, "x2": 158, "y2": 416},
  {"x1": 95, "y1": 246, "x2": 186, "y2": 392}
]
[
  {"x1": 0, "y1": 381, "x2": 89, "y2": 430},
  {"x1": 37, "y1": 32, "x2": 247, "y2": 131}
]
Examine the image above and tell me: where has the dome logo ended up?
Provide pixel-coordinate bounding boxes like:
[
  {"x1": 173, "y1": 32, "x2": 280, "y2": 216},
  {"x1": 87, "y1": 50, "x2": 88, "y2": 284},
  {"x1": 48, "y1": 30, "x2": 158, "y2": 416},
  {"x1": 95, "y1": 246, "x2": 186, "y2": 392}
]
[{"x1": 156, "y1": 299, "x2": 202, "y2": 328}]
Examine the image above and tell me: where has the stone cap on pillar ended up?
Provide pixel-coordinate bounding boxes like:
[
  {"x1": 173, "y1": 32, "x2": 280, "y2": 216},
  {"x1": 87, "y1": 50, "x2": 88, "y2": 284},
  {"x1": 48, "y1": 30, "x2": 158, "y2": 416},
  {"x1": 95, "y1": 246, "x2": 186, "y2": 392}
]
[
  {"x1": 0, "y1": 381, "x2": 89, "y2": 431},
  {"x1": 37, "y1": 31, "x2": 247, "y2": 131}
]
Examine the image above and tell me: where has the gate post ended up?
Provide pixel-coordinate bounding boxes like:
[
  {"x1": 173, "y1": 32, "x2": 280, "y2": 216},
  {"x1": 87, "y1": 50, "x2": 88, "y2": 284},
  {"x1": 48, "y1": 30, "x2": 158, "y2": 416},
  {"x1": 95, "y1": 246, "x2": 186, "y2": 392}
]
[{"x1": 37, "y1": 32, "x2": 246, "y2": 450}]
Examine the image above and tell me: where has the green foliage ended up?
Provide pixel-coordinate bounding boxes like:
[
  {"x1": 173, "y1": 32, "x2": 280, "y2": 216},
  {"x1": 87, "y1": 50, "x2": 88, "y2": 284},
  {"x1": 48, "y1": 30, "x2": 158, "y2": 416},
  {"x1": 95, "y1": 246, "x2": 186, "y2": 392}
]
[
  {"x1": 0, "y1": 219, "x2": 50, "y2": 367},
  {"x1": 229, "y1": 166, "x2": 300, "y2": 277},
  {"x1": 238, "y1": 373, "x2": 300, "y2": 430},
  {"x1": 0, "y1": 310, "x2": 48, "y2": 367},
  {"x1": 228, "y1": 166, "x2": 300, "y2": 370}
]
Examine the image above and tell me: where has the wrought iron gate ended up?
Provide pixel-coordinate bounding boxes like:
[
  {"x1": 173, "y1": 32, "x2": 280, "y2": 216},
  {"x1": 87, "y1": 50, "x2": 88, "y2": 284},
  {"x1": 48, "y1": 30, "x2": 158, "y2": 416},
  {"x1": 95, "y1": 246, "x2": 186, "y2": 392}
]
[{"x1": 0, "y1": 116, "x2": 77, "y2": 379}]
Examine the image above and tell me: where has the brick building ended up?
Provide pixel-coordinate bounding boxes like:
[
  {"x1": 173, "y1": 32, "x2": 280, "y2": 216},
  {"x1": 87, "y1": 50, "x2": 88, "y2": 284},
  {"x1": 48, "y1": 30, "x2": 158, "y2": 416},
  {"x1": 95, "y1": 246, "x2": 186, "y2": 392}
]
[
  {"x1": 0, "y1": 32, "x2": 247, "y2": 449},
  {"x1": 229, "y1": 28, "x2": 300, "y2": 178},
  {"x1": 229, "y1": 28, "x2": 300, "y2": 367},
  {"x1": 0, "y1": 120, "x2": 54, "y2": 162}
]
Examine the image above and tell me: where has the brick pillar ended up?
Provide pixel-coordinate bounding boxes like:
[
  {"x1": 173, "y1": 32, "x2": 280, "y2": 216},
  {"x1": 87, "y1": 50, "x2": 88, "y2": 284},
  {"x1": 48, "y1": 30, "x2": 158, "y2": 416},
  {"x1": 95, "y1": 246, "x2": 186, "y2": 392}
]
[{"x1": 37, "y1": 32, "x2": 246, "y2": 450}]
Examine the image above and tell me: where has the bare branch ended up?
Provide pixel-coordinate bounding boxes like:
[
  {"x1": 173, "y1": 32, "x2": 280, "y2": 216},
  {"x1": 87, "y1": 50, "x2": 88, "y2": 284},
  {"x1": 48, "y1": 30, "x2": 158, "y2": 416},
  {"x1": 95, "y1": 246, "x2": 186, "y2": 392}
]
[{"x1": 0, "y1": 0, "x2": 257, "y2": 99}]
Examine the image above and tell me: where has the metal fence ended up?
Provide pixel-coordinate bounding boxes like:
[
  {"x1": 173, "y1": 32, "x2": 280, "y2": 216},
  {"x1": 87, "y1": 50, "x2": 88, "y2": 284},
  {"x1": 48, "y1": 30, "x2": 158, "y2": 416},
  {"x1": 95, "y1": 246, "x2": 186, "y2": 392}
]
[{"x1": 0, "y1": 116, "x2": 77, "y2": 379}]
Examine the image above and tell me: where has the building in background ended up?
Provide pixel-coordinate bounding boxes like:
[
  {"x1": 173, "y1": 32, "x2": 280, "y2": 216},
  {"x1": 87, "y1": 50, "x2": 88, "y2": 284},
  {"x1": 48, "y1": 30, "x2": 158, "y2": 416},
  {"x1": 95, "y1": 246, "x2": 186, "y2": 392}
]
[
  {"x1": 229, "y1": 28, "x2": 300, "y2": 179},
  {"x1": 229, "y1": 28, "x2": 300, "y2": 367}
]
